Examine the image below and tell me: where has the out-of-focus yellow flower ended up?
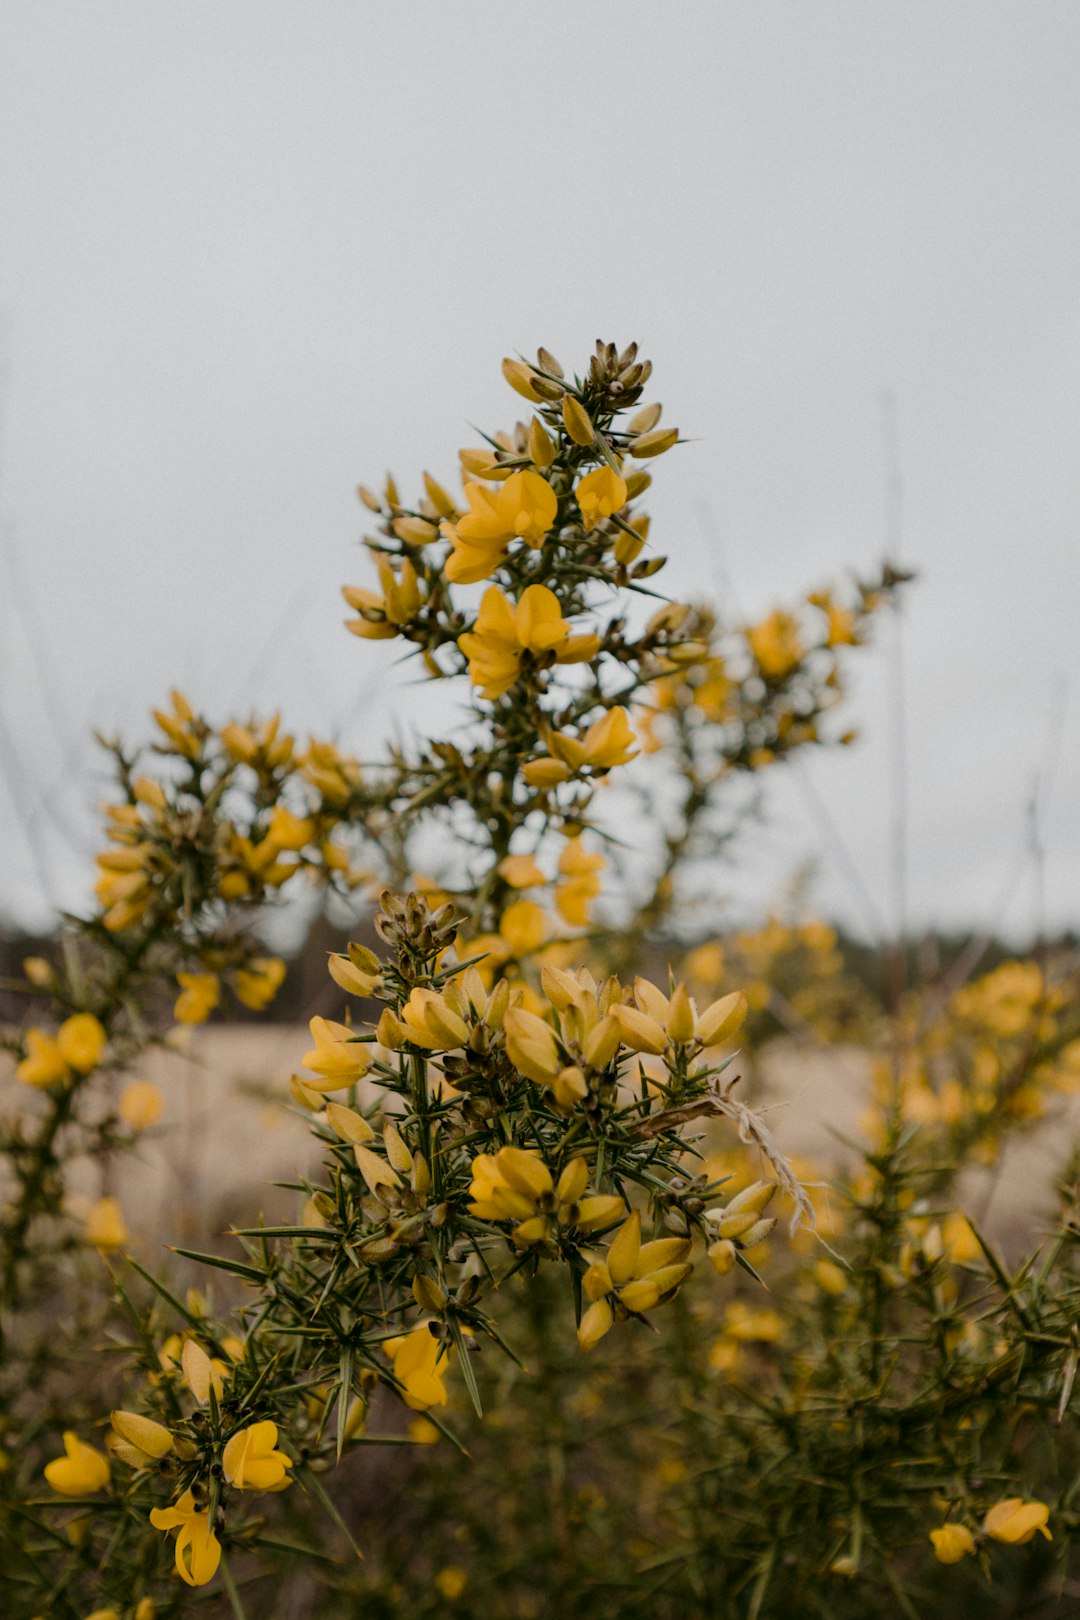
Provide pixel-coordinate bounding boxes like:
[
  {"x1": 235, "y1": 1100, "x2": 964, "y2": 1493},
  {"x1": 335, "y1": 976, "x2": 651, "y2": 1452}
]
[
  {"x1": 16, "y1": 1014, "x2": 107, "y2": 1087},
  {"x1": 499, "y1": 899, "x2": 547, "y2": 957},
  {"x1": 953, "y1": 961, "x2": 1045, "y2": 1038},
  {"x1": 118, "y1": 1079, "x2": 164, "y2": 1131},
  {"x1": 434, "y1": 1566, "x2": 468, "y2": 1601},
  {"x1": 56, "y1": 1014, "x2": 106, "y2": 1074},
  {"x1": 149, "y1": 1490, "x2": 222, "y2": 1587},
  {"x1": 265, "y1": 804, "x2": 315, "y2": 854},
  {"x1": 575, "y1": 466, "x2": 627, "y2": 528},
  {"x1": 44, "y1": 1432, "x2": 110, "y2": 1496},
  {"x1": 577, "y1": 1211, "x2": 692, "y2": 1349},
  {"x1": 84, "y1": 1198, "x2": 128, "y2": 1251},
  {"x1": 746, "y1": 610, "x2": 804, "y2": 678},
  {"x1": 16, "y1": 1029, "x2": 69, "y2": 1088},
  {"x1": 498, "y1": 853, "x2": 547, "y2": 889},
  {"x1": 385, "y1": 1325, "x2": 450, "y2": 1410},
  {"x1": 554, "y1": 838, "x2": 604, "y2": 927},
  {"x1": 444, "y1": 470, "x2": 558, "y2": 583},
  {"x1": 812, "y1": 1258, "x2": 847, "y2": 1296},
  {"x1": 300, "y1": 736, "x2": 362, "y2": 805},
  {"x1": 408, "y1": 1416, "x2": 441, "y2": 1445},
  {"x1": 929, "y1": 1523, "x2": 976, "y2": 1563},
  {"x1": 982, "y1": 1498, "x2": 1052, "y2": 1545},
  {"x1": 222, "y1": 1420, "x2": 293, "y2": 1492},
  {"x1": 233, "y1": 956, "x2": 286, "y2": 1011},
  {"x1": 722, "y1": 1300, "x2": 784, "y2": 1343},
  {"x1": 173, "y1": 972, "x2": 220, "y2": 1025}
]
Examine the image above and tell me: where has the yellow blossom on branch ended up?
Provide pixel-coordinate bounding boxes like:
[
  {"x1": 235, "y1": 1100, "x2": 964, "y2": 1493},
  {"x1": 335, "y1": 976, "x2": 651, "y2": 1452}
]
[
  {"x1": 982, "y1": 1498, "x2": 1052, "y2": 1545},
  {"x1": 574, "y1": 466, "x2": 627, "y2": 528},
  {"x1": 522, "y1": 706, "x2": 638, "y2": 786},
  {"x1": 577, "y1": 1211, "x2": 692, "y2": 1349},
  {"x1": 929, "y1": 1523, "x2": 976, "y2": 1563},
  {"x1": 443, "y1": 470, "x2": 558, "y2": 583},
  {"x1": 44, "y1": 1432, "x2": 111, "y2": 1496},
  {"x1": 222, "y1": 1420, "x2": 293, "y2": 1491},
  {"x1": 149, "y1": 1490, "x2": 222, "y2": 1587},
  {"x1": 458, "y1": 585, "x2": 598, "y2": 700},
  {"x1": 384, "y1": 1325, "x2": 451, "y2": 1411},
  {"x1": 173, "y1": 972, "x2": 220, "y2": 1026}
]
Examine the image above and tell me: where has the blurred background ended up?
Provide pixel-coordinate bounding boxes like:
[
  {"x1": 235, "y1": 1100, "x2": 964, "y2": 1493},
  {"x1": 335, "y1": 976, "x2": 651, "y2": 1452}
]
[{"x1": 1, "y1": 1, "x2": 1077, "y2": 942}]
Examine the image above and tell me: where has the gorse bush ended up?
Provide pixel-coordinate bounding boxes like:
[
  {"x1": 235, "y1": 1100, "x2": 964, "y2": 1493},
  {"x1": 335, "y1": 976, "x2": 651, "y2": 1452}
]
[{"x1": 1, "y1": 339, "x2": 1077, "y2": 1618}]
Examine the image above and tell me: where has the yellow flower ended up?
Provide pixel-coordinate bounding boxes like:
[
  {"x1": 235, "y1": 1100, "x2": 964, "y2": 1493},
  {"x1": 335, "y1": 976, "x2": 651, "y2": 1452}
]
[
  {"x1": 385, "y1": 1325, "x2": 450, "y2": 1410},
  {"x1": 327, "y1": 943, "x2": 381, "y2": 997},
  {"x1": 15, "y1": 1029, "x2": 69, "y2": 1088},
  {"x1": 152, "y1": 689, "x2": 202, "y2": 759},
  {"x1": 746, "y1": 610, "x2": 804, "y2": 679},
  {"x1": 265, "y1": 803, "x2": 315, "y2": 854},
  {"x1": 497, "y1": 853, "x2": 547, "y2": 889},
  {"x1": 233, "y1": 956, "x2": 286, "y2": 1011},
  {"x1": 575, "y1": 466, "x2": 627, "y2": 528},
  {"x1": 503, "y1": 1007, "x2": 563, "y2": 1086},
  {"x1": 222, "y1": 1420, "x2": 293, "y2": 1491},
  {"x1": 84, "y1": 1197, "x2": 128, "y2": 1251},
  {"x1": 982, "y1": 1498, "x2": 1052, "y2": 1545},
  {"x1": 612, "y1": 979, "x2": 748, "y2": 1054},
  {"x1": 302, "y1": 1016, "x2": 374, "y2": 1088},
  {"x1": 577, "y1": 1211, "x2": 692, "y2": 1349},
  {"x1": 55, "y1": 1013, "x2": 106, "y2": 1074},
  {"x1": 930, "y1": 1523, "x2": 976, "y2": 1563},
  {"x1": 499, "y1": 899, "x2": 547, "y2": 957},
  {"x1": 434, "y1": 1566, "x2": 468, "y2": 1601},
  {"x1": 149, "y1": 1490, "x2": 222, "y2": 1587},
  {"x1": 523, "y1": 706, "x2": 638, "y2": 786},
  {"x1": 458, "y1": 584, "x2": 595, "y2": 699},
  {"x1": 181, "y1": 1339, "x2": 226, "y2": 1405},
  {"x1": 395, "y1": 987, "x2": 471, "y2": 1051},
  {"x1": 722, "y1": 1300, "x2": 784, "y2": 1343},
  {"x1": 342, "y1": 556, "x2": 422, "y2": 639},
  {"x1": 554, "y1": 838, "x2": 604, "y2": 927},
  {"x1": 173, "y1": 972, "x2": 220, "y2": 1025},
  {"x1": 444, "y1": 470, "x2": 558, "y2": 583},
  {"x1": 118, "y1": 1079, "x2": 163, "y2": 1131},
  {"x1": 44, "y1": 1432, "x2": 110, "y2": 1496},
  {"x1": 468, "y1": 1148, "x2": 623, "y2": 1246},
  {"x1": 107, "y1": 1410, "x2": 174, "y2": 1468}
]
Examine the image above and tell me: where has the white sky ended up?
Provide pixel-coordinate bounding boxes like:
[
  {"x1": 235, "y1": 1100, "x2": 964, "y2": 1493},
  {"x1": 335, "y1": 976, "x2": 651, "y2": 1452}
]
[{"x1": 1, "y1": 2, "x2": 1077, "y2": 940}]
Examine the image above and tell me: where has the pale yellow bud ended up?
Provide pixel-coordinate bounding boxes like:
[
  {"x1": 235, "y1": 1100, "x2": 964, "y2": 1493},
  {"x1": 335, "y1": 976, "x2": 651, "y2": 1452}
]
[
  {"x1": 562, "y1": 396, "x2": 595, "y2": 446},
  {"x1": 528, "y1": 416, "x2": 555, "y2": 470},
  {"x1": 627, "y1": 401, "x2": 662, "y2": 434},
  {"x1": 502, "y1": 357, "x2": 545, "y2": 402},
  {"x1": 630, "y1": 426, "x2": 678, "y2": 458},
  {"x1": 708, "y1": 1240, "x2": 737, "y2": 1276}
]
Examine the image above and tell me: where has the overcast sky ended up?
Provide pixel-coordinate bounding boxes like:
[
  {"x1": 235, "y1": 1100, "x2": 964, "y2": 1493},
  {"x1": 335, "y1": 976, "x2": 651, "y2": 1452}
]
[{"x1": 1, "y1": 2, "x2": 1077, "y2": 941}]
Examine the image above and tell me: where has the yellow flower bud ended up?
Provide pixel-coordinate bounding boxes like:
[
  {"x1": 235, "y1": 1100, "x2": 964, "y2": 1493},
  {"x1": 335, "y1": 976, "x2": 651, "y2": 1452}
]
[
  {"x1": 629, "y1": 426, "x2": 678, "y2": 458},
  {"x1": 562, "y1": 396, "x2": 595, "y2": 446},
  {"x1": 528, "y1": 416, "x2": 555, "y2": 470},
  {"x1": 502, "y1": 357, "x2": 545, "y2": 402}
]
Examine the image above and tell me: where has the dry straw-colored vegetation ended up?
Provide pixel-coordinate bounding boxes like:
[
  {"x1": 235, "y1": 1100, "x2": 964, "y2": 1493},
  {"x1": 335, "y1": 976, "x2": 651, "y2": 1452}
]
[{"x1": 2, "y1": 340, "x2": 1078, "y2": 1618}]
